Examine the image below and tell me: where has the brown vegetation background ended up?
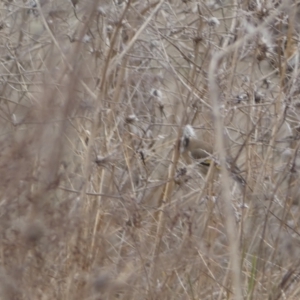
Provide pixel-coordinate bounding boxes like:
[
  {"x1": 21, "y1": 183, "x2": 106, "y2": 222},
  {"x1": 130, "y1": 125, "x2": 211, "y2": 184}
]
[{"x1": 1, "y1": 0, "x2": 300, "y2": 299}]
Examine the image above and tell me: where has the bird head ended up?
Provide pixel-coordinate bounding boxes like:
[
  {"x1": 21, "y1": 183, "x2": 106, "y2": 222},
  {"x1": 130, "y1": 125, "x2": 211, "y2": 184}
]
[{"x1": 180, "y1": 125, "x2": 196, "y2": 153}]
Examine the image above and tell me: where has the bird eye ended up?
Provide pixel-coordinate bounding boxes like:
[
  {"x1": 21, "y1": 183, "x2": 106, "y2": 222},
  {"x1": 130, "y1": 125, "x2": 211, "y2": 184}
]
[{"x1": 182, "y1": 136, "x2": 189, "y2": 149}]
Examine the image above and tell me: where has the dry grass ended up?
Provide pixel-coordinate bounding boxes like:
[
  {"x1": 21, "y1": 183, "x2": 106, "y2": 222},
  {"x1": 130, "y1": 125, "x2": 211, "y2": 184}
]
[{"x1": 1, "y1": 0, "x2": 300, "y2": 299}]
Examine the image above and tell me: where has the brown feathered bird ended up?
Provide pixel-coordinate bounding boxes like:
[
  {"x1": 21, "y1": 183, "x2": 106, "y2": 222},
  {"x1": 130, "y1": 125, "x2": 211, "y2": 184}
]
[{"x1": 180, "y1": 125, "x2": 246, "y2": 186}]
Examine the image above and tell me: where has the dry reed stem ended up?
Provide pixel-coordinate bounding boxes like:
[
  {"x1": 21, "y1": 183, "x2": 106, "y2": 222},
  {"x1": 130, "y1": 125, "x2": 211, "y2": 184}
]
[{"x1": 1, "y1": 0, "x2": 300, "y2": 299}]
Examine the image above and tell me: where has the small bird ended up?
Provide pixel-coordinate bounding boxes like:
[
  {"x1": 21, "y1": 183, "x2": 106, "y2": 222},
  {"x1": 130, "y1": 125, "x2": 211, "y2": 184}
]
[
  {"x1": 180, "y1": 125, "x2": 246, "y2": 187},
  {"x1": 180, "y1": 125, "x2": 213, "y2": 165}
]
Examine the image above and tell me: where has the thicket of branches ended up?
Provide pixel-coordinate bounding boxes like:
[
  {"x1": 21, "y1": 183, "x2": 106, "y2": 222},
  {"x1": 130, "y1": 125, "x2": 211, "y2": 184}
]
[{"x1": 1, "y1": 0, "x2": 300, "y2": 299}]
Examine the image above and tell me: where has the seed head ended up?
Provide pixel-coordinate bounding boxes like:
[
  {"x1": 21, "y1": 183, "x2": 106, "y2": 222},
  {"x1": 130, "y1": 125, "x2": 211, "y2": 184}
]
[{"x1": 207, "y1": 17, "x2": 220, "y2": 27}]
